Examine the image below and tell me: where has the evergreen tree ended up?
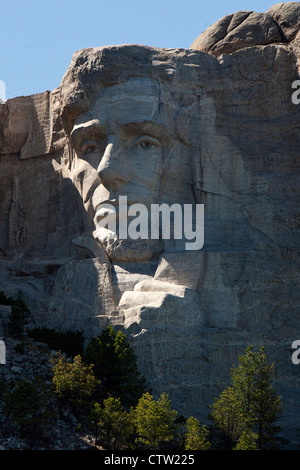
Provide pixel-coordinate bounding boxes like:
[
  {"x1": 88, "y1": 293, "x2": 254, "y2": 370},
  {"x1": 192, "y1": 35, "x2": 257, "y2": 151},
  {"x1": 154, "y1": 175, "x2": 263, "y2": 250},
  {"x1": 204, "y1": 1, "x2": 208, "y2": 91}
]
[
  {"x1": 3, "y1": 377, "x2": 55, "y2": 445},
  {"x1": 51, "y1": 352, "x2": 100, "y2": 407},
  {"x1": 211, "y1": 345, "x2": 282, "y2": 450},
  {"x1": 231, "y1": 345, "x2": 282, "y2": 449},
  {"x1": 210, "y1": 386, "x2": 249, "y2": 449},
  {"x1": 9, "y1": 294, "x2": 30, "y2": 337},
  {"x1": 184, "y1": 417, "x2": 211, "y2": 450},
  {"x1": 84, "y1": 325, "x2": 148, "y2": 406},
  {"x1": 133, "y1": 392, "x2": 178, "y2": 449},
  {"x1": 233, "y1": 430, "x2": 259, "y2": 450},
  {"x1": 89, "y1": 396, "x2": 134, "y2": 450},
  {"x1": 0, "y1": 291, "x2": 31, "y2": 337}
]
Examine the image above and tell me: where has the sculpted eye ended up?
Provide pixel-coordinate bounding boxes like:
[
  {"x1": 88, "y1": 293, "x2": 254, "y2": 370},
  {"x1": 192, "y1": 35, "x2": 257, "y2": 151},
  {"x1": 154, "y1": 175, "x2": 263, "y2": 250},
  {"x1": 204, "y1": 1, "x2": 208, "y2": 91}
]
[
  {"x1": 140, "y1": 141, "x2": 154, "y2": 150},
  {"x1": 133, "y1": 136, "x2": 161, "y2": 151},
  {"x1": 81, "y1": 140, "x2": 100, "y2": 155}
]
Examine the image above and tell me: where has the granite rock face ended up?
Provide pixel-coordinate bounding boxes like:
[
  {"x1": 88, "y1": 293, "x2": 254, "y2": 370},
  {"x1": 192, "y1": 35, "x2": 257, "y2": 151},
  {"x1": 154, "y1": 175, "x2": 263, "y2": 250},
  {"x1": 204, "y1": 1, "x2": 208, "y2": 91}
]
[
  {"x1": 1, "y1": 3, "x2": 300, "y2": 447},
  {"x1": 190, "y1": 2, "x2": 300, "y2": 56}
]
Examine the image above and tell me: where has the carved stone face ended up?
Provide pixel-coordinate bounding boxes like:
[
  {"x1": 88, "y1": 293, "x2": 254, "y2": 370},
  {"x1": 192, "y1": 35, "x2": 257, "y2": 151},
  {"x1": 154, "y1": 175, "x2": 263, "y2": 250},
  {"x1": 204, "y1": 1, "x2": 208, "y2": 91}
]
[{"x1": 70, "y1": 77, "x2": 175, "y2": 261}]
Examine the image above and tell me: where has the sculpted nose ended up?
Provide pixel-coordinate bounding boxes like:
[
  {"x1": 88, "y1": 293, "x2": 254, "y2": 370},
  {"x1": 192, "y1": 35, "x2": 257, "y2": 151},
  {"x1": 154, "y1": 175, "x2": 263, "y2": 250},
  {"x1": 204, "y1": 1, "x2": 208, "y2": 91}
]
[{"x1": 97, "y1": 141, "x2": 129, "y2": 190}]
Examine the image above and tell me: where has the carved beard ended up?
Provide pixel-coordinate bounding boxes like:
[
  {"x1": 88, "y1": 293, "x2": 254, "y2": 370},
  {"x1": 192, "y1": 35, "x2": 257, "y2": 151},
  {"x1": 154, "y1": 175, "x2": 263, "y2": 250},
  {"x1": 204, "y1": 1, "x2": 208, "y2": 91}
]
[{"x1": 93, "y1": 227, "x2": 164, "y2": 262}]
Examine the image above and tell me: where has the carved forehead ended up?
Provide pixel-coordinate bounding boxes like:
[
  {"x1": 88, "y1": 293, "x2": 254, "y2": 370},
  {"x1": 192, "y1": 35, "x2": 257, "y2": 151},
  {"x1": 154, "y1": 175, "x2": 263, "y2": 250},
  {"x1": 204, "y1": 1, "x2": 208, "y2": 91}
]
[
  {"x1": 59, "y1": 45, "x2": 198, "y2": 135},
  {"x1": 92, "y1": 77, "x2": 160, "y2": 111},
  {"x1": 74, "y1": 78, "x2": 162, "y2": 129},
  {"x1": 95, "y1": 77, "x2": 160, "y2": 100},
  {"x1": 60, "y1": 47, "x2": 164, "y2": 131}
]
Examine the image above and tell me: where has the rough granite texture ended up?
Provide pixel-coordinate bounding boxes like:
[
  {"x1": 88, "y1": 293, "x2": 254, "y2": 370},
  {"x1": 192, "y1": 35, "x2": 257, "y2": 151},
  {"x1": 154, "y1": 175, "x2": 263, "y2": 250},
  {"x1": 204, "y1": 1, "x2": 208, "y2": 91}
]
[{"x1": 0, "y1": 2, "x2": 300, "y2": 448}]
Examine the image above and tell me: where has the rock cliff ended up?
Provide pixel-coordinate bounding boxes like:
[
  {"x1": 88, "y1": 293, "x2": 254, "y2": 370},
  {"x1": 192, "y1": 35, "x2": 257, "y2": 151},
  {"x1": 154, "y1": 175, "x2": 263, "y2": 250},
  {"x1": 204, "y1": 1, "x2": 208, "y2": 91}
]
[{"x1": 0, "y1": 2, "x2": 300, "y2": 448}]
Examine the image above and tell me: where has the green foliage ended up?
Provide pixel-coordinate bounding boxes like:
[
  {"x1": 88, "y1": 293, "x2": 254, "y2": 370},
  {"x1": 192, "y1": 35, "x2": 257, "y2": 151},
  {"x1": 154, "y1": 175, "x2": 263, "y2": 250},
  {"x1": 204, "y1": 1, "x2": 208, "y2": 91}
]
[
  {"x1": 89, "y1": 396, "x2": 135, "y2": 450},
  {"x1": 10, "y1": 295, "x2": 30, "y2": 337},
  {"x1": 233, "y1": 430, "x2": 259, "y2": 450},
  {"x1": 231, "y1": 345, "x2": 282, "y2": 449},
  {"x1": 0, "y1": 291, "x2": 31, "y2": 337},
  {"x1": 184, "y1": 417, "x2": 211, "y2": 450},
  {"x1": 28, "y1": 327, "x2": 84, "y2": 357},
  {"x1": 0, "y1": 304, "x2": 285, "y2": 451},
  {"x1": 84, "y1": 325, "x2": 148, "y2": 406},
  {"x1": 210, "y1": 386, "x2": 249, "y2": 449},
  {"x1": 211, "y1": 345, "x2": 282, "y2": 450},
  {"x1": 3, "y1": 377, "x2": 55, "y2": 444},
  {"x1": 133, "y1": 392, "x2": 178, "y2": 449},
  {"x1": 50, "y1": 352, "x2": 100, "y2": 407}
]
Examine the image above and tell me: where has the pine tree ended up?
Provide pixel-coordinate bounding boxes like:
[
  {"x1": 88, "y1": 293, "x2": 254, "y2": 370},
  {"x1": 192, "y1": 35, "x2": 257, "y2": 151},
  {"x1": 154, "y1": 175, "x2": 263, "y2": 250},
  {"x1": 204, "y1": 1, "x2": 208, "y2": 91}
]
[
  {"x1": 51, "y1": 352, "x2": 100, "y2": 407},
  {"x1": 133, "y1": 392, "x2": 178, "y2": 449},
  {"x1": 233, "y1": 430, "x2": 259, "y2": 450},
  {"x1": 211, "y1": 345, "x2": 282, "y2": 450},
  {"x1": 3, "y1": 377, "x2": 55, "y2": 445},
  {"x1": 231, "y1": 345, "x2": 282, "y2": 449},
  {"x1": 184, "y1": 417, "x2": 211, "y2": 450},
  {"x1": 210, "y1": 386, "x2": 249, "y2": 449},
  {"x1": 84, "y1": 325, "x2": 148, "y2": 407},
  {"x1": 89, "y1": 396, "x2": 134, "y2": 450}
]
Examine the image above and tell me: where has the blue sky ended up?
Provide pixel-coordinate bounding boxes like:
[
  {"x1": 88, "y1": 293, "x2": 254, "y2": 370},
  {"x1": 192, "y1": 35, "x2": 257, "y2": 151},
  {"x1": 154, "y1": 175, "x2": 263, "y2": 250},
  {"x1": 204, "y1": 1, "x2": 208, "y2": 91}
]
[{"x1": 1, "y1": 0, "x2": 288, "y2": 100}]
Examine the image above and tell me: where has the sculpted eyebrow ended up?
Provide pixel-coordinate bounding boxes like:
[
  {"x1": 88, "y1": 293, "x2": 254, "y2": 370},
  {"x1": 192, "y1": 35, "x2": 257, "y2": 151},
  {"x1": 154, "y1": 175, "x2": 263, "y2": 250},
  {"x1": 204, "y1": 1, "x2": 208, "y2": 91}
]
[
  {"x1": 121, "y1": 121, "x2": 170, "y2": 142},
  {"x1": 70, "y1": 121, "x2": 106, "y2": 147}
]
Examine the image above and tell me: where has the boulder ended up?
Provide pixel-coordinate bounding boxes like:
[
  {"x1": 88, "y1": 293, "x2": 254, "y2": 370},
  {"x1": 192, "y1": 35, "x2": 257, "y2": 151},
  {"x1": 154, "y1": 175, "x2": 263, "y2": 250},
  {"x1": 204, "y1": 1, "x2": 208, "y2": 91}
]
[{"x1": 190, "y1": 2, "x2": 300, "y2": 57}]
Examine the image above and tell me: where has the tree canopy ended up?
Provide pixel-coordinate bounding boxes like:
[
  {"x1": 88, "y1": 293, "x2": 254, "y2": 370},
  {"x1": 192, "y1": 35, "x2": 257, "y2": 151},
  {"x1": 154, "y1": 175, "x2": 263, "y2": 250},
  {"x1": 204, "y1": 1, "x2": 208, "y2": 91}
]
[
  {"x1": 133, "y1": 392, "x2": 179, "y2": 449},
  {"x1": 211, "y1": 345, "x2": 282, "y2": 450},
  {"x1": 84, "y1": 325, "x2": 148, "y2": 407}
]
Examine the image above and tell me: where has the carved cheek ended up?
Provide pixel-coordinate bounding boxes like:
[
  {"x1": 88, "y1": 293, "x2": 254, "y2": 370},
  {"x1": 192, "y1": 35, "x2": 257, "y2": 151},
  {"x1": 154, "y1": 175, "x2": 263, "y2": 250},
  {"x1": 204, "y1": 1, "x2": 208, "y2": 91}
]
[
  {"x1": 130, "y1": 147, "x2": 163, "y2": 191},
  {"x1": 72, "y1": 160, "x2": 100, "y2": 204}
]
